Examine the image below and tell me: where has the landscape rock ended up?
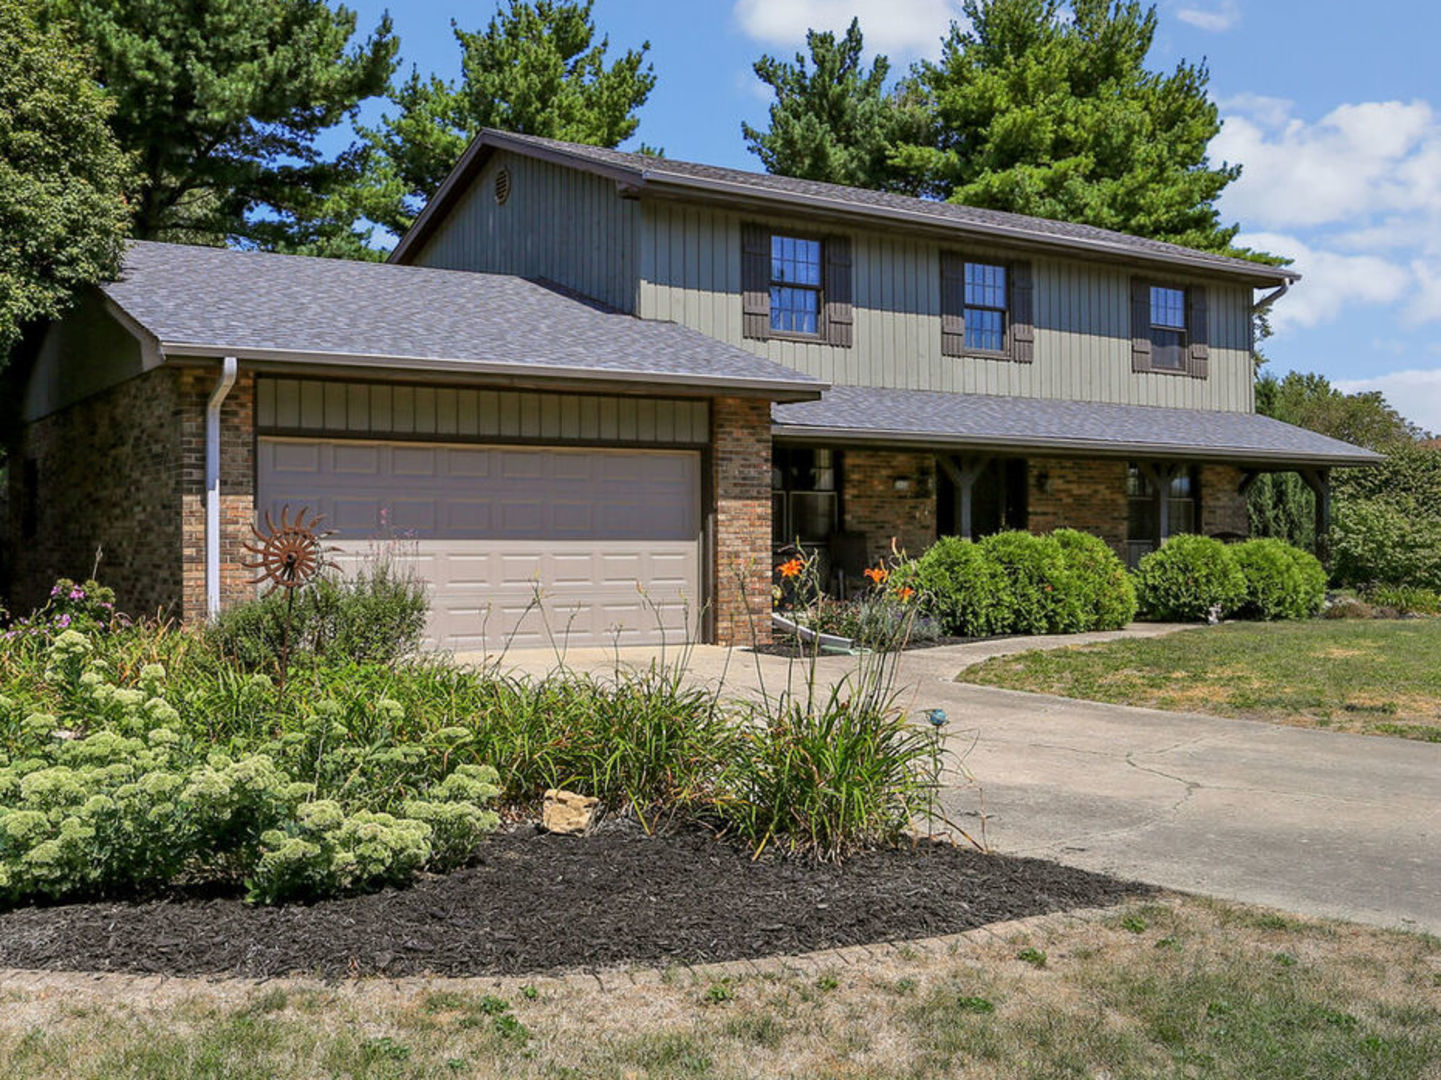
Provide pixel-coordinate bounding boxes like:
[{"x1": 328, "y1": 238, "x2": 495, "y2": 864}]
[{"x1": 542, "y1": 788, "x2": 599, "y2": 835}]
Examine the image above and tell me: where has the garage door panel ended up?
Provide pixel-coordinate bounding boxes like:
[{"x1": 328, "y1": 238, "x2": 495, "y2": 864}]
[{"x1": 259, "y1": 439, "x2": 702, "y2": 650}]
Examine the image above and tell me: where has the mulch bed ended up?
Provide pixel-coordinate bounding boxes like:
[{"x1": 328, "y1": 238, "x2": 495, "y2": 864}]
[{"x1": 0, "y1": 825, "x2": 1149, "y2": 980}]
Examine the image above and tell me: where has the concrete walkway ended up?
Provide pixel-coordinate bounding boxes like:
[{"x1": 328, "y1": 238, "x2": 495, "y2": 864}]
[{"x1": 456, "y1": 626, "x2": 1441, "y2": 936}]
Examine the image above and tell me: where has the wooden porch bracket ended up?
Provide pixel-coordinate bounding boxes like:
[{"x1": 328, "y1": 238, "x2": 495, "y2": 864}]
[
  {"x1": 937, "y1": 454, "x2": 992, "y2": 539},
  {"x1": 1298, "y1": 467, "x2": 1332, "y2": 565}
]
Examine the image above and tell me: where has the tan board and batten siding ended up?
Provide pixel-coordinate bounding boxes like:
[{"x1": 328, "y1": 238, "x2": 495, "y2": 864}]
[
  {"x1": 413, "y1": 150, "x2": 639, "y2": 313},
  {"x1": 637, "y1": 203, "x2": 1256, "y2": 413}
]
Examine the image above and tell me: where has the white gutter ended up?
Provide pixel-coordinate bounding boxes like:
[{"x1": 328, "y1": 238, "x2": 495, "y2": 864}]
[{"x1": 205, "y1": 356, "x2": 239, "y2": 619}]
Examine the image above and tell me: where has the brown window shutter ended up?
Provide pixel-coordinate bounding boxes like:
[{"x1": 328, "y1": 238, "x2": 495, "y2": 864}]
[
  {"x1": 824, "y1": 235, "x2": 853, "y2": 347},
  {"x1": 940, "y1": 251, "x2": 966, "y2": 357},
  {"x1": 1131, "y1": 278, "x2": 1152, "y2": 372},
  {"x1": 1010, "y1": 261, "x2": 1035, "y2": 363},
  {"x1": 741, "y1": 223, "x2": 770, "y2": 340},
  {"x1": 1187, "y1": 285, "x2": 1209, "y2": 379}
]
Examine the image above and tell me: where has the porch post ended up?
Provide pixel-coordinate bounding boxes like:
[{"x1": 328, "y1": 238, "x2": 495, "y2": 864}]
[
  {"x1": 938, "y1": 454, "x2": 992, "y2": 539},
  {"x1": 1299, "y1": 467, "x2": 1332, "y2": 565},
  {"x1": 1141, "y1": 462, "x2": 1179, "y2": 545}
]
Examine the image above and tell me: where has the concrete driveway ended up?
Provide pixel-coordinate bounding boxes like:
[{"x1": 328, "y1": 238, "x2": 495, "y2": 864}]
[{"x1": 460, "y1": 627, "x2": 1441, "y2": 935}]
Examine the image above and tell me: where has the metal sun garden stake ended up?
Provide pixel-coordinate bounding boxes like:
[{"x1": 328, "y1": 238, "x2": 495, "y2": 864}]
[{"x1": 240, "y1": 506, "x2": 332, "y2": 690}]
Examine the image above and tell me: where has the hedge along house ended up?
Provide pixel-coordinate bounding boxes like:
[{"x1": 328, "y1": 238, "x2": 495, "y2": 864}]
[{"x1": 10, "y1": 129, "x2": 1378, "y2": 647}]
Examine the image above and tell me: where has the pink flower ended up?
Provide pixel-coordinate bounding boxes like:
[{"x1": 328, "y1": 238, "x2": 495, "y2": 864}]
[
  {"x1": 69, "y1": 588, "x2": 85, "y2": 600},
  {"x1": 56, "y1": 614, "x2": 71, "y2": 628}
]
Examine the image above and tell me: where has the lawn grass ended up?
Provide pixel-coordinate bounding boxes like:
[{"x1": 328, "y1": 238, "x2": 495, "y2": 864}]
[
  {"x1": 0, "y1": 896, "x2": 1436, "y2": 1078},
  {"x1": 958, "y1": 619, "x2": 1441, "y2": 741}
]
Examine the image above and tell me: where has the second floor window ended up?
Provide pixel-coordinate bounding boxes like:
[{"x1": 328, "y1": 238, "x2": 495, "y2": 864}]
[
  {"x1": 1149, "y1": 286, "x2": 1188, "y2": 371},
  {"x1": 770, "y1": 235, "x2": 823, "y2": 335},
  {"x1": 964, "y1": 262, "x2": 1008, "y2": 353}
]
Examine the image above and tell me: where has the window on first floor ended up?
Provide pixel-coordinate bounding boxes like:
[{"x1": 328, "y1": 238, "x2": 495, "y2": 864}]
[
  {"x1": 772, "y1": 446, "x2": 839, "y2": 544},
  {"x1": 1127, "y1": 464, "x2": 1198, "y2": 555}
]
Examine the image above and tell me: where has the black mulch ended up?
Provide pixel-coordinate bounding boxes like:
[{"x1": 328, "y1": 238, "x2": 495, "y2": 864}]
[{"x1": 0, "y1": 826, "x2": 1149, "y2": 979}]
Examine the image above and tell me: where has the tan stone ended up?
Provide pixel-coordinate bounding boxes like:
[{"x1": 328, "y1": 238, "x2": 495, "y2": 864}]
[{"x1": 542, "y1": 789, "x2": 600, "y2": 835}]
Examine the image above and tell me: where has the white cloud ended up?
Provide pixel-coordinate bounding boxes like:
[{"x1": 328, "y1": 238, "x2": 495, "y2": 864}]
[
  {"x1": 1236, "y1": 231, "x2": 1410, "y2": 332},
  {"x1": 1335, "y1": 369, "x2": 1441, "y2": 435},
  {"x1": 1214, "y1": 98, "x2": 1439, "y2": 229},
  {"x1": 1176, "y1": 1, "x2": 1240, "y2": 32},
  {"x1": 731, "y1": 0, "x2": 964, "y2": 58}
]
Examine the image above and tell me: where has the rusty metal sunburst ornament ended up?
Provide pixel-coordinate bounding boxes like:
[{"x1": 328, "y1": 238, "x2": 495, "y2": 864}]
[{"x1": 241, "y1": 506, "x2": 333, "y2": 595}]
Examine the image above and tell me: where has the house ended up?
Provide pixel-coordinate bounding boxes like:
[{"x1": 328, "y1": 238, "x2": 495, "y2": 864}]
[{"x1": 5, "y1": 130, "x2": 1380, "y2": 648}]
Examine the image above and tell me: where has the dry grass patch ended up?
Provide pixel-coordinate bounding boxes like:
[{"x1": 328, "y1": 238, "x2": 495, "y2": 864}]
[
  {"x1": 961, "y1": 620, "x2": 1441, "y2": 741},
  {"x1": 0, "y1": 896, "x2": 1437, "y2": 1078}
]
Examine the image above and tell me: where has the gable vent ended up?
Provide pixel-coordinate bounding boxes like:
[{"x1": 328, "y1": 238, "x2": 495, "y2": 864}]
[{"x1": 493, "y1": 167, "x2": 512, "y2": 205}]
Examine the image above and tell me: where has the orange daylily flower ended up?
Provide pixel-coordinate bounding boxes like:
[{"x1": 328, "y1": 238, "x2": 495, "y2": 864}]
[
  {"x1": 863, "y1": 565, "x2": 890, "y2": 585},
  {"x1": 776, "y1": 557, "x2": 804, "y2": 579},
  {"x1": 897, "y1": 586, "x2": 916, "y2": 601}
]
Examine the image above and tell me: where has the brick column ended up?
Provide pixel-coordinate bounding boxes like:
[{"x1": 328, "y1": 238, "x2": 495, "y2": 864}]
[
  {"x1": 711, "y1": 397, "x2": 772, "y2": 646},
  {"x1": 1200, "y1": 464, "x2": 1251, "y2": 537},
  {"x1": 179, "y1": 366, "x2": 256, "y2": 621}
]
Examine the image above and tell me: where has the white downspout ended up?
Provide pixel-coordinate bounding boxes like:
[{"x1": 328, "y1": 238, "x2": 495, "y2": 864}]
[{"x1": 205, "y1": 357, "x2": 239, "y2": 620}]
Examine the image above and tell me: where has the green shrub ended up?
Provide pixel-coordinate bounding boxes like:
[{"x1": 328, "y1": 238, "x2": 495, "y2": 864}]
[
  {"x1": 1231, "y1": 539, "x2": 1326, "y2": 620},
  {"x1": 1364, "y1": 584, "x2": 1441, "y2": 615},
  {"x1": 1053, "y1": 529, "x2": 1138, "y2": 631},
  {"x1": 210, "y1": 551, "x2": 428, "y2": 671},
  {"x1": 1331, "y1": 446, "x2": 1441, "y2": 591},
  {"x1": 1134, "y1": 535, "x2": 1247, "y2": 622},
  {"x1": 902, "y1": 536, "x2": 1008, "y2": 637},
  {"x1": 976, "y1": 531, "x2": 1086, "y2": 635}
]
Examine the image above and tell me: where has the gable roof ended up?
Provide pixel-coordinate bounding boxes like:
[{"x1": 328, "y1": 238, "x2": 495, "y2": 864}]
[
  {"x1": 392, "y1": 130, "x2": 1296, "y2": 288},
  {"x1": 96, "y1": 241, "x2": 825, "y2": 400},
  {"x1": 773, "y1": 385, "x2": 1381, "y2": 467}
]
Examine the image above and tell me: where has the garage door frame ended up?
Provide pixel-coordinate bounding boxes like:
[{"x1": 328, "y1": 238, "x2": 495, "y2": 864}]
[{"x1": 252, "y1": 376, "x2": 717, "y2": 645}]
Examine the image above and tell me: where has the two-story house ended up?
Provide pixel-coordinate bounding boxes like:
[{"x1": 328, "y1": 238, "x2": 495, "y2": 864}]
[{"x1": 7, "y1": 130, "x2": 1379, "y2": 648}]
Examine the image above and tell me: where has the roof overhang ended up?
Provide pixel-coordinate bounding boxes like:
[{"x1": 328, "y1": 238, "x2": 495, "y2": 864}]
[
  {"x1": 771, "y1": 422, "x2": 1381, "y2": 469},
  {"x1": 392, "y1": 130, "x2": 1298, "y2": 289},
  {"x1": 157, "y1": 342, "x2": 825, "y2": 403}
]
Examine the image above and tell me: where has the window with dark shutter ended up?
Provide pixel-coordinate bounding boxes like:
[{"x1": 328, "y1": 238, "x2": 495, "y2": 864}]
[
  {"x1": 1131, "y1": 280, "x2": 1209, "y2": 379},
  {"x1": 743, "y1": 226, "x2": 854, "y2": 346},
  {"x1": 942, "y1": 254, "x2": 1031, "y2": 361},
  {"x1": 741, "y1": 224, "x2": 771, "y2": 340},
  {"x1": 824, "y1": 236, "x2": 853, "y2": 347}
]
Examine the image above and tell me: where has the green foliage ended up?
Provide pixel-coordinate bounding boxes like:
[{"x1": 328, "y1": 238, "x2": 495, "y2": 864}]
[
  {"x1": 977, "y1": 531, "x2": 1085, "y2": 634},
  {"x1": 362, "y1": 0, "x2": 655, "y2": 236},
  {"x1": 1255, "y1": 372, "x2": 1422, "y2": 452},
  {"x1": 3, "y1": 578, "x2": 126, "y2": 641},
  {"x1": 39, "y1": 0, "x2": 397, "y2": 252},
  {"x1": 1053, "y1": 529, "x2": 1138, "y2": 631},
  {"x1": 0, "y1": 0, "x2": 130, "y2": 359},
  {"x1": 889, "y1": 0, "x2": 1254, "y2": 256},
  {"x1": 1331, "y1": 447, "x2": 1441, "y2": 591},
  {"x1": 210, "y1": 554, "x2": 429, "y2": 671},
  {"x1": 742, "y1": 18, "x2": 928, "y2": 192},
  {"x1": 1231, "y1": 539, "x2": 1326, "y2": 621},
  {"x1": 1364, "y1": 584, "x2": 1441, "y2": 616},
  {"x1": 1134, "y1": 535, "x2": 1247, "y2": 622},
  {"x1": 903, "y1": 535, "x2": 1010, "y2": 637}
]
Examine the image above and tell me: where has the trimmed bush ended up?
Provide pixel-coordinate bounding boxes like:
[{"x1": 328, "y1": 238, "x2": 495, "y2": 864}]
[
  {"x1": 1134, "y1": 535, "x2": 1247, "y2": 622},
  {"x1": 976, "y1": 531, "x2": 1086, "y2": 635},
  {"x1": 1053, "y1": 529, "x2": 1138, "y2": 631},
  {"x1": 1231, "y1": 539, "x2": 1326, "y2": 620},
  {"x1": 902, "y1": 536, "x2": 1009, "y2": 637}
]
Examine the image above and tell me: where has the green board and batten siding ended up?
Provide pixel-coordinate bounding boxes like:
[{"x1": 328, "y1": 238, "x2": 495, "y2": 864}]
[
  {"x1": 404, "y1": 151, "x2": 1257, "y2": 414},
  {"x1": 636, "y1": 202, "x2": 1256, "y2": 413},
  {"x1": 413, "y1": 150, "x2": 640, "y2": 314},
  {"x1": 255, "y1": 378, "x2": 710, "y2": 446}
]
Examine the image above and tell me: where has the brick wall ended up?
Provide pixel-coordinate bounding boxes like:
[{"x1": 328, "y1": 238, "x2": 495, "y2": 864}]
[
  {"x1": 1201, "y1": 464, "x2": 1251, "y2": 537},
  {"x1": 842, "y1": 450, "x2": 936, "y2": 565},
  {"x1": 178, "y1": 367, "x2": 256, "y2": 620},
  {"x1": 711, "y1": 397, "x2": 772, "y2": 646},
  {"x1": 1028, "y1": 458, "x2": 1131, "y2": 555},
  {"x1": 9, "y1": 366, "x2": 185, "y2": 617}
]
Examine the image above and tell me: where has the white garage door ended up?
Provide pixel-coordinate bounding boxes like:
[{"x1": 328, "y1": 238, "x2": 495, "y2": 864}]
[{"x1": 257, "y1": 438, "x2": 703, "y2": 651}]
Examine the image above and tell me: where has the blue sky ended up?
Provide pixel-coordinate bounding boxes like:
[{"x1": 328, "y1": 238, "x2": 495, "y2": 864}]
[{"x1": 335, "y1": 0, "x2": 1441, "y2": 431}]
